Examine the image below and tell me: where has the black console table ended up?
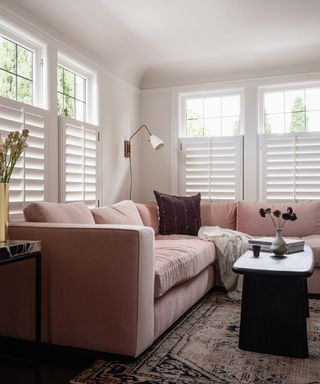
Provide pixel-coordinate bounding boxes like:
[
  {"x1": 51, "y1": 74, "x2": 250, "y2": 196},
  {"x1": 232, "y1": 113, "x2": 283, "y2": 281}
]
[{"x1": 0, "y1": 240, "x2": 41, "y2": 344}]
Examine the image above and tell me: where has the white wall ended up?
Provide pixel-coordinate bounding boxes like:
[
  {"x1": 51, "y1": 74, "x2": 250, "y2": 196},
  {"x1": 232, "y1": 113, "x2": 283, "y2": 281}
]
[
  {"x1": 138, "y1": 72, "x2": 320, "y2": 203},
  {"x1": 100, "y1": 72, "x2": 140, "y2": 204},
  {"x1": 138, "y1": 89, "x2": 172, "y2": 202}
]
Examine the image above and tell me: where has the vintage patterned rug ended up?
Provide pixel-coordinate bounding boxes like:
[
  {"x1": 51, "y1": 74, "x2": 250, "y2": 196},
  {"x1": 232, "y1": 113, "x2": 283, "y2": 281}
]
[{"x1": 71, "y1": 292, "x2": 320, "y2": 384}]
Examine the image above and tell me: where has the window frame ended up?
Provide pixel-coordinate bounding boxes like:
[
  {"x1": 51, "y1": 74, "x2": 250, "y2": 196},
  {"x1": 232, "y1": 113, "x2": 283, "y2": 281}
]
[
  {"x1": 259, "y1": 132, "x2": 320, "y2": 202},
  {"x1": 0, "y1": 26, "x2": 43, "y2": 108},
  {"x1": 58, "y1": 115, "x2": 101, "y2": 207},
  {"x1": 259, "y1": 81, "x2": 320, "y2": 135},
  {"x1": 0, "y1": 95, "x2": 49, "y2": 220},
  {"x1": 57, "y1": 53, "x2": 97, "y2": 124},
  {"x1": 179, "y1": 89, "x2": 244, "y2": 138},
  {"x1": 178, "y1": 135, "x2": 244, "y2": 201},
  {"x1": 57, "y1": 64, "x2": 87, "y2": 122},
  {"x1": 259, "y1": 81, "x2": 320, "y2": 202}
]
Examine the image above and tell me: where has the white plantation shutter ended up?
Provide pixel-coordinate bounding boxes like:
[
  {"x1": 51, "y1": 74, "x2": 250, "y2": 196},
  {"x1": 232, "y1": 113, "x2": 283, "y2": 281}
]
[
  {"x1": 179, "y1": 136, "x2": 243, "y2": 200},
  {"x1": 59, "y1": 116, "x2": 100, "y2": 207},
  {"x1": 260, "y1": 133, "x2": 320, "y2": 202},
  {"x1": 0, "y1": 96, "x2": 48, "y2": 220}
]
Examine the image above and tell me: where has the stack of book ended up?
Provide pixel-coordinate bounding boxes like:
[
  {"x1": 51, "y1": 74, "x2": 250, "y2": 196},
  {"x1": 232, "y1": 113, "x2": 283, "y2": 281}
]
[{"x1": 248, "y1": 237, "x2": 305, "y2": 254}]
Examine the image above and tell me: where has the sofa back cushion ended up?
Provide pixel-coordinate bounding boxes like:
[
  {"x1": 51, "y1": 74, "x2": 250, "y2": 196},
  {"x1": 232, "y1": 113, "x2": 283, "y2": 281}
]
[
  {"x1": 154, "y1": 191, "x2": 201, "y2": 236},
  {"x1": 200, "y1": 202, "x2": 237, "y2": 230},
  {"x1": 91, "y1": 200, "x2": 143, "y2": 225},
  {"x1": 23, "y1": 202, "x2": 95, "y2": 223},
  {"x1": 237, "y1": 200, "x2": 320, "y2": 237},
  {"x1": 135, "y1": 201, "x2": 159, "y2": 235}
]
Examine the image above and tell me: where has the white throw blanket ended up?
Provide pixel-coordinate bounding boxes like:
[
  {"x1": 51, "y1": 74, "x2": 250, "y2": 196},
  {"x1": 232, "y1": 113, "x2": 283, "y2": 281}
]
[{"x1": 198, "y1": 226, "x2": 252, "y2": 299}]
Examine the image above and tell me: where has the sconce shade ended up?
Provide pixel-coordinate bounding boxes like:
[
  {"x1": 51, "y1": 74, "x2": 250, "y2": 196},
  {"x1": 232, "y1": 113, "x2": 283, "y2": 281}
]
[{"x1": 149, "y1": 134, "x2": 164, "y2": 150}]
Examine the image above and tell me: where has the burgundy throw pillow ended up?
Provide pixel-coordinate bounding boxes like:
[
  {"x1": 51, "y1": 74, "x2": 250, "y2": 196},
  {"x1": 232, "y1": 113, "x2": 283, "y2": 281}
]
[{"x1": 154, "y1": 191, "x2": 201, "y2": 235}]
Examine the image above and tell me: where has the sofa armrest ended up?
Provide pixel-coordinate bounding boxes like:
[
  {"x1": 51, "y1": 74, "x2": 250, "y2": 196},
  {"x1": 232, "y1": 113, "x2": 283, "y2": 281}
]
[{"x1": 7, "y1": 222, "x2": 155, "y2": 357}]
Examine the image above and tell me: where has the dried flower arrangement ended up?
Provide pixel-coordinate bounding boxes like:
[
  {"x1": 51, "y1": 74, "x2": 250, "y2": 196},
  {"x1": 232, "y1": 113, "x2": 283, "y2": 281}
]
[
  {"x1": 0, "y1": 129, "x2": 29, "y2": 183},
  {"x1": 259, "y1": 207, "x2": 298, "y2": 229}
]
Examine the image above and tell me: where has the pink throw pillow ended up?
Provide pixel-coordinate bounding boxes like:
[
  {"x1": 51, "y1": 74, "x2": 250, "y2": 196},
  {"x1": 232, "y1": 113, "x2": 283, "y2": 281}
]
[
  {"x1": 23, "y1": 202, "x2": 95, "y2": 223},
  {"x1": 135, "y1": 201, "x2": 159, "y2": 235},
  {"x1": 91, "y1": 200, "x2": 143, "y2": 225}
]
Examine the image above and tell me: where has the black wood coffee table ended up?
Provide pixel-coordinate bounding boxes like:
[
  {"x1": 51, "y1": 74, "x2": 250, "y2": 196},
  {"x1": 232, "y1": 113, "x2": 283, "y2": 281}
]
[{"x1": 232, "y1": 246, "x2": 314, "y2": 358}]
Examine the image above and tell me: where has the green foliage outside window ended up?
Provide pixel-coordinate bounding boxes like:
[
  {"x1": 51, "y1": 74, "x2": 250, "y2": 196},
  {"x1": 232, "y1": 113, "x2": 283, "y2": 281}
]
[
  {"x1": 0, "y1": 37, "x2": 33, "y2": 104},
  {"x1": 264, "y1": 92, "x2": 312, "y2": 133},
  {"x1": 186, "y1": 109, "x2": 240, "y2": 137},
  {"x1": 57, "y1": 65, "x2": 86, "y2": 121},
  {"x1": 290, "y1": 97, "x2": 306, "y2": 132}
]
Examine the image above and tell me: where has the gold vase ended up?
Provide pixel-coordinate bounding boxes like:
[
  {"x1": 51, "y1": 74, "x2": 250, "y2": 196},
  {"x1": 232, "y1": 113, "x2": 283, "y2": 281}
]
[{"x1": 0, "y1": 183, "x2": 9, "y2": 243}]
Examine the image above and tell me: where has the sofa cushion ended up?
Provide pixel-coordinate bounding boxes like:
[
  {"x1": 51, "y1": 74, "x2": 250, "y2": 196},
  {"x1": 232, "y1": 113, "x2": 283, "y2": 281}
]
[
  {"x1": 200, "y1": 202, "x2": 237, "y2": 230},
  {"x1": 23, "y1": 202, "x2": 95, "y2": 223},
  {"x1": 154, "y1": 238, "x2": 216, "y2": 298},
  {"x1": 136, "y1": 201, "x2": 159, "y2": 235},
  {"x1": 154, "y1": 191, "x2": 201, "y2": 236},
  {"x1": 91, "y1": 200, "x2": 143, "y2": 225},
  {"x1": 237, "y1": 201, "x2": 320, "y2": 237},
  {"x1": 302, "y1": 235, "x2": 320, "y2": 267}
]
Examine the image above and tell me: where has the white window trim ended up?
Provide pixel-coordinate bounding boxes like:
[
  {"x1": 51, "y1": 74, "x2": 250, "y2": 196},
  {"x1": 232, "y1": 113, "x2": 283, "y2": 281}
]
[
  {"x1": 179, "y1": 88, "x2": 244, "y2": 138},
  {"x1": 58, "y1": 52, "x2": 98, "y2": 125},
  {"x1": 258, "y1": 81, "x2": 320, "y2": 134},
  {"x1": 172, "y1": 87, "x2": 244, "y2": 199},
  {"x1": 0, "y1": 25, "x2": 44, "y2": 108},
  {"x1": 59, "y1": 115, "x2": 101, "y2": 207},
  {"x1": 0, "y1": 95, "x2": 49, "y2": 219},
  {"x1": 178, "y1": 135, "x2": 243, "y2": 201},
  {"x1": 259, "y1": 132, "x2": 320, "y2": 202}
]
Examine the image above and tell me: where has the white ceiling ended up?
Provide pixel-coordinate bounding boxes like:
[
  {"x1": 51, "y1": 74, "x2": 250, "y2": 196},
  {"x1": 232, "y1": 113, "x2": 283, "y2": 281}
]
[{"x1": 5, "y1": 0, "x2": 320, "y2": 88}]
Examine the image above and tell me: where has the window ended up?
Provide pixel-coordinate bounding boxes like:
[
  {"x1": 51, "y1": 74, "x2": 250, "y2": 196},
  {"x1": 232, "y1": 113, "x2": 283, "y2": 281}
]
[
  {"x1": 179, "y1": 136, "x2": 243, "y2": 200},
  {"x1": 57, "y1": 65, "x2": 86, "y2": 121},
  {"x1": 0, "y1": 96, "x2": 49, "y2": 219},
  {"x1": 263, "y1": 87, "x2": 320, "y2": 134},
  {"x1": 0, "y1": 36, "x2": 33, "y2": 104},
  {"x1": 178, "y1": 91, "x2": 243, "y2": 200},
  {"x1": 260, "y1": 133, "x2": 320, "y2": 202},
  {"x1": 182, "y1": 94, "x2": 241, "y2": 137},
  {"x1": 59, "y1": 116, "x2": 100, "y2": 207},
  {"x1": 260, "y1": 84, "x2": 320, "y2": 202}
]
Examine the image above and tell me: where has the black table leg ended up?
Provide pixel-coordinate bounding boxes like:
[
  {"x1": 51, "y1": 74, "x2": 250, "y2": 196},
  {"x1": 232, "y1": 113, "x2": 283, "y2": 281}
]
[
  {"x1": 304, "y1": 279, "x2": 310, "y2": 318},
  {"x1": 35, "y1": 253, "x2": 41, "y2": 344},
  {"x1": 239, "y1": 274, "x2": 308, "y2": 358}
]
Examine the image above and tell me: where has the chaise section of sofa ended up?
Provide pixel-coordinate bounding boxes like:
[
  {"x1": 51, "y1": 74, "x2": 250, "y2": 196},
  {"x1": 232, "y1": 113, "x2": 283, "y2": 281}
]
[{"x1": 7, "y1": 222, "x2": 155, "y2": 357}]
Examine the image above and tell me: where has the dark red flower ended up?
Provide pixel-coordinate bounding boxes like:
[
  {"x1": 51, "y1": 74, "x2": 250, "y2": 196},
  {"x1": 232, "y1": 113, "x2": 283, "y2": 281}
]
[
  {"x1": 287, "y1": 207, "x2": 293, "y2": 215},
  {"x1": 259, "y1": 208, "x2": 266, "y2": 217},
  {"x1": 282, "y1": 213, "x2": 291, "y2": 220},
  {"x1": 290, "y1": 213, "x2": 297, "y2": 221},
  {"x1": 273, "y1": 210, "x2": 281, "y2": 218}
]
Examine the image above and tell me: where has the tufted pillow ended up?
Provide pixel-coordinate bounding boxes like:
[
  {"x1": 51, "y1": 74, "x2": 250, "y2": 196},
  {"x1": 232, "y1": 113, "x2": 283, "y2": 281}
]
[
  {"x1": 154, "y1": 190, "x2": 201, "y2": 236},
  {"x1": 91, "y1": 200, "x2": 143, "y2": 225},
  {"x1": 23, "y1": 201, "x2": 95, "y2": 223}
]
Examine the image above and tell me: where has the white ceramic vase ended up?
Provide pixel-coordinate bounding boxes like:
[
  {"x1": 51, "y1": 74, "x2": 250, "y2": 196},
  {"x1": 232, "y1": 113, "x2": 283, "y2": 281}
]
[{"x1": 270, "y1": 228, "x2": 287, "y2": 256}]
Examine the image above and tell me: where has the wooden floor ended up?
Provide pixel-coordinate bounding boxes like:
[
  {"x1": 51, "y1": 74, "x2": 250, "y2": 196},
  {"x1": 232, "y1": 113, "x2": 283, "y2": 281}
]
[
  {"x1": 0, "y1": 355, "x2": 93, "y2": 384},
  {"x1": 0, "y1": 338, "x2": 95, "y2": 384}
]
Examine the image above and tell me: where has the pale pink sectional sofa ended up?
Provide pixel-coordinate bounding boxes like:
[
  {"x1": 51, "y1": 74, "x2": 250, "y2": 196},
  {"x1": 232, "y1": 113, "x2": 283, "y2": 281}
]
[{"x1": 2, "y1": 199, "x2": 320, "y2": 358}]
